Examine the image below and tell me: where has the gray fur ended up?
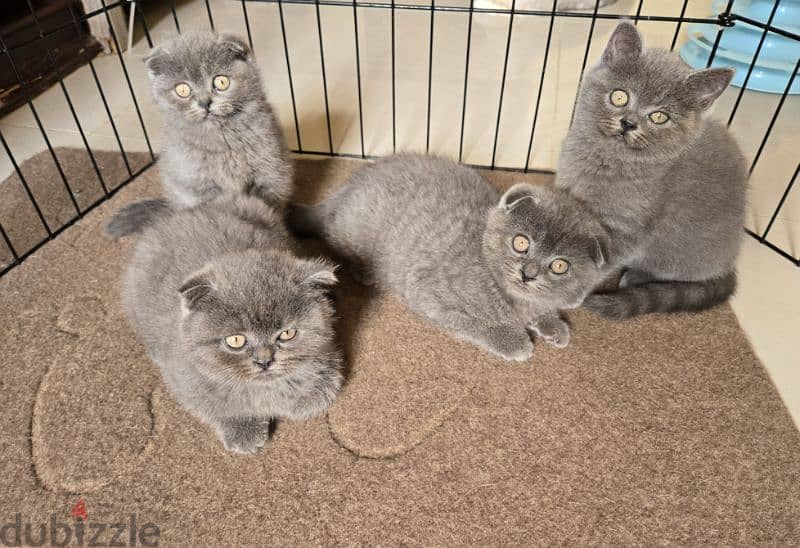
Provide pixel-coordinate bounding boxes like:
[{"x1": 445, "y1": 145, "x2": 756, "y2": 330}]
[
  {"x1": 290, "y1": 155, "x2": 609, "y2": 361},
  {"x1": 557, "y1": 21, "x2": 747, "y2": 318},
  {"x1": 121, "y1": 195, "x2": 342, "y2": 453},
  {"x1": 105, "y1": 198, "x2": 172, "y2": 239},
  {"x1": 146, "y1": 31, "x2": 293, "y2": 209}
]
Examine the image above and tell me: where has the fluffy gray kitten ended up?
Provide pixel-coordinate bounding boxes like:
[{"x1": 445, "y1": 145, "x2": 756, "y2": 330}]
[
  {"x1": 107, "y1": 196, "x2": 342, "y2": 454},
  {"x1": 146, "y1": 30, "x2": 293, "y2": 209},
  {"x1": 290, "y1": 155, "x2": 609, "y2": 361},
  {"x1": 557, "y1": 22, "x2": 747, "y2": 319}
]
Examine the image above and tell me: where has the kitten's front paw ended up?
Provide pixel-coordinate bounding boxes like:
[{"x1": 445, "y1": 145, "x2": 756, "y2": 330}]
[
  {"x1": 217, "y1": 418, "x2": 272, "y2": 455},
  {"x1": 485, "y1": 325, "x2": 534, "y2": 362},
  {"x1": 533, "y1": 318, "x2": 571, "y2": 349}
]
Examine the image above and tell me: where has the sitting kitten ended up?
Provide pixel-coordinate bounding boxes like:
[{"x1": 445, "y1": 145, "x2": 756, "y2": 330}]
[
  {"x1": 289, "y1": 155, "x2": 608, "y2": 361},
  {"x1": 145, "y1": 30, "x2": 293, "y2": 209},
  {"x1": 107, "y1": 195, "x2": 342, "y2": 454},
  {"x1": 557, "y1": 22, "x2": 747, "y2": 319}
]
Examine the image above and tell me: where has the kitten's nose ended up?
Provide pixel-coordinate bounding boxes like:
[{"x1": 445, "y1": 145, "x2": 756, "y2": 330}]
[
  {"x1": 253, "y1": 357, "x2": 273, "y2": 371},
  {"x1": 198, "y1": 98, "x2": 212, "y2": 111},
  {"x1": 253, "y1": 348, "x2": 274, "y2": 371},
  {"x1": 620, "y1": 119, "x2": 637, "y2": 133},
  {"x1": 521, "y1": 263, "x2": 540, "y2": 282}
]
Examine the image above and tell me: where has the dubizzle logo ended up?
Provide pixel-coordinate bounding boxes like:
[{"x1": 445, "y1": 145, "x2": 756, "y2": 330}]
[{"x1": 0, "y1": 499, "x2": 160, "y2": 547}]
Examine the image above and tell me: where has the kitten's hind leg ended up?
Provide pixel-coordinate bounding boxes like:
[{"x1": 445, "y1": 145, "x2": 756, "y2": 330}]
[
  {"x1": 529, "y1": 312, "x2": 570, "y2": 348},
  {"x1": 619, "y1": 268, "x2": 653, "y2": 288},
  {"x1": 214, "y1": 416, "x2": 273, "y2": 454}
]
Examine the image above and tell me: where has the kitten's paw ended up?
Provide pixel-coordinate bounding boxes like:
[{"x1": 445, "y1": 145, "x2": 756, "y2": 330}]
[
  {"x1": 485, "y1": 325, "x2": 534, "y2": 362},
  {"x1": 217, "y1": 418, "x2": 272, "y2": 454},
  {"x1": 533, "y1": 318, "x2": 571, "y2": 349}
]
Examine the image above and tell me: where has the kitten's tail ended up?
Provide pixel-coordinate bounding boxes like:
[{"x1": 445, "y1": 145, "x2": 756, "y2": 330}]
[
  {"x1": 105, "y1": 198, "x2": 172, "y2": 239},
  {"x1": 583, "y1": 272, "x2": 736, "y2": 319},
  {"x1": 286, "y1": 203, "x2": 326, "y2": 238}
]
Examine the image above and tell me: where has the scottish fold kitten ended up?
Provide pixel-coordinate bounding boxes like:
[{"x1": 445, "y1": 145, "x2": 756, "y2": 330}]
[
  {"x1": 107, "y1": 195, "x2": 342, "y2": 453},
  {"x1": 290, "y1": 155, "x2": 608, "y2": 361},
  {"x1": 145, "y1": 30, "x2": 293, "y2": 209},
  {"x1": 557, "y1": 22, "x2": 747, "y2": 319}
]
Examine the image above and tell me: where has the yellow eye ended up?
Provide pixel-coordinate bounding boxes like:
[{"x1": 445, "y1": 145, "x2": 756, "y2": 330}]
[
  {"x1": 278, "y1": 328, "x2": 297, "y2": 341},
  {"x1": 610, "y1": 89, "x2": 629, "y2": 107},
  {"x1": 174, "y1": 83, "x2": 191, "y2": 98},
  {"x1": 224, "y1": 334, "x2": 247, "y2": 349},
  {"x1": 649, "y1": 111, "x2": 669, "y2": 124},
  {"x1": 213, "y1": 75, "x2": 230, "y2": 91},
  {"x1": 512, "y1": 235, "x2": 530, "y2": 253},
  {"x1": 549, "y1": 259, "x2": 570, "y2": 274}
]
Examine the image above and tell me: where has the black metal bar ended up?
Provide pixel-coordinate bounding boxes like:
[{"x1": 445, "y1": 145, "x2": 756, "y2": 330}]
[
  {"x1": 669, "y1": 0, "x2": 689, "y2": 51},
  {"x1": 760, "y1": 163, "x2": 799, "y2": 242},
  {"x1": 352, "y1": 0, "x2": 366, "y2": 158},
  {"x1": 25, "y1": 0, "x2": 109, "y2": 196},
  {"x1": 99, "y1": 0, "x2": 155, "y2": 161},
  {"x1": 457, "y1": 0, "x2": 475, "y2": 163},
  {"x1": 732, "y1": 13, "x2": 800, "y2": 42},
  {"x1": 524, "y1": 0, "x2": 556, "y2": 172},
  {"x1": 0, "y1": 129, "x2": 52, "y2": 235},
  {"x1": 745, "y1": 229, "x2": 799, "y2": 266},
  {"x1": 425, "y1": 0, "x2": 435, "y2": 153},
  {"x1": 278, "y1": 0, "x2": 303, "y2": 151},
  {"x1": 0, "y1": 220, "x2": 18, "y2": 265},
  {"x1": 490, "y1": 0, "x2": 515, "y2": 169},
  {"x1": 727, "y1": 0, "x2": 782, "y2": 127},
  {"x1": 0, "y1": 161, "x2": 155, "y2": 278},
  {"x1": 170, "y1": 1, "x2": 181, "y2": 33},
  {"x1": 391, "y1": 0, "x2": 397, "y2": 154},
  {"x1": 633, "y1": 0, "x2": 644, "y2": 26},
  {"x1": 569, "y1": 0, "x2": 600, "y2": 126},
  {"x1": 135, "y1": 4, "x2": 154, "y2": 49},
  {"x1": 705, "y1": 0, "x2": 735, "y2": 68},
  {"x1": 315, "y1": 0, "x2": 334, "y2": 154},
  {"x1": 241, "y1": 1, "x2": 254, "y2": 49},
  {"x1": 749, "y1": 57, "x2": 799, "y2": 175},
  {"x1": 66, "y1": 2, "x2": 132, "y2": 177},
  {"x1": 205, "y1": 0, "x2": 216, "y2": 30}
]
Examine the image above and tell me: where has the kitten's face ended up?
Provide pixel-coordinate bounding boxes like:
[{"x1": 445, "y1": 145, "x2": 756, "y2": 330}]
[
  {"x1": 484, "y1": 184, "x2": 607, "y2": 309},
  {"x1": 576, "y1": 22, "x2": 733, "y2": 159},
  {"x1": 145, "y1": 31, "x2": 262, "y2": 125},
  {"x1": 179, "y1": 251, "x2": 340, "y2": 387}
]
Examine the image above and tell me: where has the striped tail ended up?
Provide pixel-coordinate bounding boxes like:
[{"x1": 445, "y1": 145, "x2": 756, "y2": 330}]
[
  {"x1": 286, "y1": 203, "x2": 326, "y2": 238},
  {"x1": 583, "y1": 272, "x2": 737, "y2": 319},
  {"x1": 105, "y1": 198, "x2": 172, "y2": 239}
]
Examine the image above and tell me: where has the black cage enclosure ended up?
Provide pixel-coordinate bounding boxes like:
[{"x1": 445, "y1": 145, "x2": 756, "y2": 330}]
[{"x1": 0, "y1": 0, "x2": 798, "y2": 278}]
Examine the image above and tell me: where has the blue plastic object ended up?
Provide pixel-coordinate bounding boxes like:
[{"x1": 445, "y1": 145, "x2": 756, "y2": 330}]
[{"x1": 680, "y1": 0, "x2": 800, "y2": 95}]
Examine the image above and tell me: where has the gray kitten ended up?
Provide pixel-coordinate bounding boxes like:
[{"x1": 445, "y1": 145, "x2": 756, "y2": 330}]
[
  {"x1": 557, "y1": 21, "x2": 747, "y2": 319},
  {"x1": 289, "y1": 155, "x2": 609, "y2": 361},
  {"x1": 145, "y1": 30, "x2": 293, "y2": 209},
  {"x1": 107, "y1": 195, "x2": 342, "y2": 454}
]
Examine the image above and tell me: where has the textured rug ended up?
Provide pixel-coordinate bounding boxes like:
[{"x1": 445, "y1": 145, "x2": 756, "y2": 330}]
[{"x1": 0, "y1": 149, "x2": 798, "y2": 545}]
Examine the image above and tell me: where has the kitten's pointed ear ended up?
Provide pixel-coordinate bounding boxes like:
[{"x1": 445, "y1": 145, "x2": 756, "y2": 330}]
[
  {"x1": 685, "y1": 67, "x2": 734, "y2": 110},
  {"x1": 219, "y1": 33, "x2": 251, "y2": 61},
  {"x1": 143, "y1": 47, "x2": 169, "y2": 77},
  {"x1": 499, "y1": 183, "x2": 541, "y2": 213},
  {"x1": 179, "y1": 267, "x2": 217, "y2": 311},
  {"x1": 298, "y1": 259, "x2": 338, "y2": 289},
  {"x1": 602, "y1": 21, "x2": 642, "y2": 68}
]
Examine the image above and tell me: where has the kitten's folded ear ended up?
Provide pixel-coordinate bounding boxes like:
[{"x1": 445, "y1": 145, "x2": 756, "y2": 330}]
[
  {"x1": 179, "y1": 266, "x2": 217, "y2": 311},
  {"x1": 143, "y1": 47, "x2": 169, "y2": 77},
  {"x1": 297, "y1": 258, "x2": 338, "y2": 289},
  {"x1": 498, "y1": 183, "x2": 541, "y2": 212},
  {"x1": 219, "y1": 33, "x2": 252, "y2": 61},
  {"x1": 685, "y1": 67, "x2": 734, "y2": 111},
  {"x1": 602, "y1": 21, "x2": 642, "y2": 68}
]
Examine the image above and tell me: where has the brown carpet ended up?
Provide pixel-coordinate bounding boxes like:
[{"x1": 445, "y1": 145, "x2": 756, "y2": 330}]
[{"x1": 1, "y1": 149, "x2": 799, "y2": 545}]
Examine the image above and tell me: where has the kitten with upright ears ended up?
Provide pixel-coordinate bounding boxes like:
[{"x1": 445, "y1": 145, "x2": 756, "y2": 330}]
[
  {"x1": 107, "y1": 195, "x2": 342, "y2": 454},
  {"x1": 557, "y1": 21, "x2": 747, "y2": 319},
  {"x1": 289, "y1": 155, "x2": 609, "y2": 361},
  {"x1": 145, "y1": 30, "x2": 293, "y2": 209}
]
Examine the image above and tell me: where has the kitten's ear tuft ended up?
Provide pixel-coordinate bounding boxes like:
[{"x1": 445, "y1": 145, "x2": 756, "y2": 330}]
[
  {"x1": 179, "y1": 267, "x2": 217, "y2": 310},
  {"x1": 298, "y1": 259, "x2": 338, "y2": 289},
  {"x1": 685, "y1": 67, "x2": 734, "y2": 110},
  {"x1": 143, "y1": 47, "x2": 169, "y2": 77},
  {"x1": 219, "y1": 33, "x2": 251, "y2": 61},
  {"x1": 602, "y1": 21, "x2": 642, "y2": 68},
  {"x1": 499, "y1": 183, "x2": 541, "y2": 212},
  {"x1": 593, "y1": 236, "x2": 609, "y2": 268}
]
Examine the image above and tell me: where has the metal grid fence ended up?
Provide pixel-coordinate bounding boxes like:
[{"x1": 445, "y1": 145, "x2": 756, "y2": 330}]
[{"x1": 0, "y1": 0, "x2": 798, "y2": 278}]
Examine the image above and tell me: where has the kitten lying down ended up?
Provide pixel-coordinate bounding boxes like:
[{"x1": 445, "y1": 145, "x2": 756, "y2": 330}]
[
  {"x1": 289, "y1": 155, "x2": 609, "y2": 361},
  {"x1": 107, "y1": 196, "x2": 342, "y2": 454}
]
